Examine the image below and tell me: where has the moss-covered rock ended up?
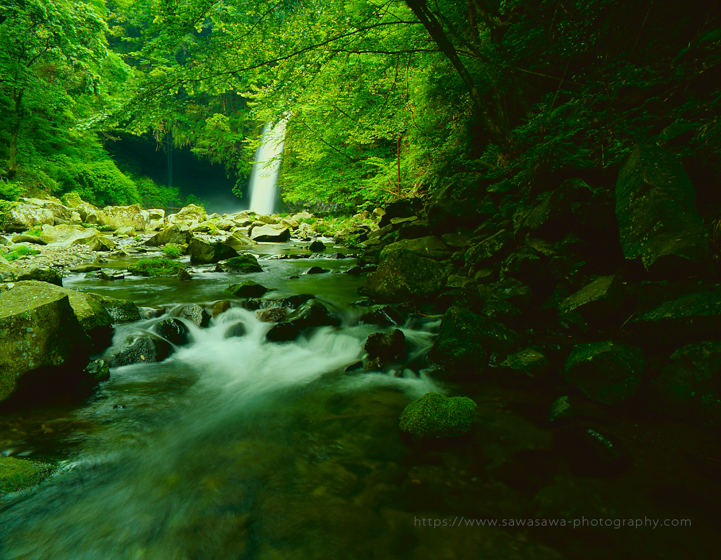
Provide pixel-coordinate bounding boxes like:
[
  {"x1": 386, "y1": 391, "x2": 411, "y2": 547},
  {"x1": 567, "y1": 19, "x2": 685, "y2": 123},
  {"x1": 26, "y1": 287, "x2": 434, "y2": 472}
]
[
  {"x1": 464, "y1": 229, "x2": 512, "y2": 272},
  {"x1": 266, "y1": 299, "x2": 339, "y2": 342},
  {"x1": 145, "y1": 225, "x2": 193, "y2": 247},
  {"x1": 500, "y1": 348, "x2": 551, "y2": 380},
  {"x1": 188, "y1": 237, "x2": 237, "y2": 264},
  {"x1": 615, "y1": 144, "x2": 709, "y2": 274},
  {"x1": 97, "y1": 204, "x2": 147, "y2": 231},
  {"x1": 558, "y1": 275, "x2": 625, "y2": 325},
  {"x1": 399, "y1": 392, "x2": 477, "y2": 440},
  {"x1": 13, "y1": 265, "x2": 63, "y2": 286},
  {"x1": 226, "y1": 280, "x2": 269, "y2": 298},
  {"x1": 0, "y1": 456, "x2": 55, "y2": 493},
  {"x1": 0, "y1": 282, "x2": 89, "y2": 402},
  {"x1": 564, "y1": 341, "x2": 643, "y2": 405},
  {"x1": 220, "y1": 254, "x2": 262, "y2": 273},
  {"x1": 364, "y1": 329, "x2": 406, "y2": 369},
  {"x1": 360, "y1": 244, "x2": 447, "y2": 302},
  {"x1": 85, "y1": 359, "x2": 110, "y2": 381}
]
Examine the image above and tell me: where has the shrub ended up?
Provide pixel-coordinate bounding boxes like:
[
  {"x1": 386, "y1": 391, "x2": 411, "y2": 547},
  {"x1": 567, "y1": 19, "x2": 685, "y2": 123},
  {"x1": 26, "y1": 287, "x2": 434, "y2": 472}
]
[
  {"x1": 5, "y1": 246, "x2": 41, "y2": 262},
  {"x1": 128, "y1": 258, "x2": 187, "y2": 277},
  {"x1": 162, "y1": 244, "x2": 183, "y2": 258}
]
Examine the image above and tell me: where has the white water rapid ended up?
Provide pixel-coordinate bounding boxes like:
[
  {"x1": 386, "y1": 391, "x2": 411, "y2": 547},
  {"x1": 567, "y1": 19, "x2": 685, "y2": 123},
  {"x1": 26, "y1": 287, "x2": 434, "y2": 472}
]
[{"x1": 248, "y1": 120, "x2": 288, "y2": 215}]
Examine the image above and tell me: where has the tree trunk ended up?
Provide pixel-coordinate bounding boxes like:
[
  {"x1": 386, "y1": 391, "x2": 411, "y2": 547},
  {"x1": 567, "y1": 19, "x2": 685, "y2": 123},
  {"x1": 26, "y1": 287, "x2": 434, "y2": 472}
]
[
  {"x1": 7, "y1": 91, "x2": 23, "y2": 178},
  {"x1": 403, "y1": 0, "x2": 511, "y2": 147}
]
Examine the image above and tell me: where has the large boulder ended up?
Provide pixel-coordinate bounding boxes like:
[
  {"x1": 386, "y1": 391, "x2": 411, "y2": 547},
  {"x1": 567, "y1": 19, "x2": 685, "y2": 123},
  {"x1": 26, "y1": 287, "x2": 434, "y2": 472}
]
[
  {"x1": 5, "y1": 201, "x2": 55, "y2": 231},
  {"x1": 0, "y1": 282, "x2": 90, "y2": 402},
  {"x1": 97, "y1": 204, "x2": 147, "y2": 231},
  {"x1": 430, "y1": 306, "x2": 519, "y2": 378},
  {"x1": 37, "y1": 224, "x2": 88, "y2": 244},
  {"x1": 558, "y1": 275, "x2": 625, "y2": 325},
  {"x1": 361, "y1": 240, "x2": 448, "y2": 302},
  {"x1": 146, "y1": 208, "x2": 166, "y2": 231},
  {"x1": 266, "y1": 300, "x2": 339, "y2": 342},
  {"x1": 188, "y1": 237, "x2": 237, "y2": 263},
  {"x1": 250, "y1": 224, "x2": 291, "y2": 242},
  {"x1": 167, "y1": 204, "x2": 207, "y2": 226},
  {"x1": 616, "y1": 144, "x2": 709, "y2": 273},
  {"x1": 564, "y1": 341, "x2": 643, "y2": 405},
  {"x1": 68, "y1": 230, "x2": 116, "y2": 252},
  {"x1": 223, "y1": 232, "x2": 257, "y2": 249},
  {"x1": 364, "y1": 329, "x2": 406, "y2": 369},
  {"x1": 145, "y1": 225, "x2": 193, "y2": 247},
  {"x1": 219, "y1": 254, "x2": 262, "y2": 273},
  {"x1": 399, "y1": 392, "x2": 477, "y2": 440}
]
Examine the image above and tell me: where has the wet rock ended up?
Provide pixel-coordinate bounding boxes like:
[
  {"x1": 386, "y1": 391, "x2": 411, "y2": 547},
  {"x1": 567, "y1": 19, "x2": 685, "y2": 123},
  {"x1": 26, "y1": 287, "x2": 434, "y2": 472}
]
[
  {"x1": 399, "y1": 392, "x2": 476, "y2": 441},
  {"x1": 654, "y1": 341, "x2": 721, "y2": 426},
  {"x1": 226, "y1": 281, "x2": 269, "y2": 298},
  {"x1": 265, "y1": 300, "x2": 338, "y2": 342},
  {"x1": 188, "y1": 237, "x2": 237, "y2": 264},
  {"x1": 223, "y1": 232, "x2": 257, "y2": 249},
  {"x1": 629, "y1": 290, "x2": 721, "y2": 350},
  {"x1": 177, "y1": 304, "x2": 210, "y2": 328},
  {"x1": 155, "y1": 318, "x2": 190, "y2": 345},
  {"x1": 13, "y1": 265, "x2": 62, "y2": 286},
  {"x1": 0, "y1": 456, "x2": 55, "y2": 493},
  {"x1": 616, "y1": 144, "x2": 709, "y2": 274},
  {"x1": 250, "y1": 224, "x2": 291, "y2": 242},
  {"x1": 344, "y1": 265, "x2": 363, "y2": 275},
  {"x1": 167, "y1": 204, "x2": 206, "y2": 226},
  {"x1": 265, "y1": 322, "x2": 302, "y2": 342},
  {"x1": 305, "y1": 266, "x2": 329, "y2": 274},
  {"x1": 271, "y1": 293, "x2": 315, "y2": 309},
  {"x1": 430, "y1": 306, "x2": 519, "y2": 379},
  {"x1": 211, "y1": 300, "x2": 232, "y2": 317},
  {"x1": 379, "y1": 198, "x2": 421, "y2": 227},
  {"x1": 69, "y1": 264, "x2": 101, "y2": 273},
  {"x1": 69, "y1": 231, "x2": 116, "y2": 252},
  {"x1": 220, "y1": 254, "x2": 262, "y2": 273},
  {"x1": 258, "y1": 307, "x2": 289, "y2": 323},
  {"x1": 500, "y1": 348, "x2": 551, "y2": 381},
  {"x1": 564, "y1": 341, "x2": 643, "y2": 405},
  {"x1": 224, "y1": 322, "x2": 247, "y2": 338},
  {"x1": 558, "y1": 275, "x2": 625, "y2": 324},
  {"x1": 97, "y1": 295, "x2": 141, "y2": 323},
  {"x1": 464, "y1": 229, "x2": 512, "y2": 272},
  {"x1": 556, "y1": 427, "x2": 632, "y2": 478},
  {"x1": 359, "y1": 305, "x2": 403, "y2": 326},
  {"x1": 84, "y1": 359, "x2": 110, "y2": 382},
  {"x1": 364, "y1": 329, "x2": 406, "y2": 369},
  {"x1": 309, "y1": 240, "x2": 326, "y2": 252},
  {"x1": 177, "y1": 267, "x2": 192, "y2": 281},
  {"x1": 97, "y1": 204, "x2": 147, "y2": 231},
  {"x1": 145, "y1": 225, "x2": 193, "y2": 247},
  {"x1": 11, "y1": 234, "x2": 46, "y2": 245},
  {"x1": 0, "y1": 282, "x2": 89, "y2": 402},
  {"x1": 106, "y1": 334, "x2": 171, "y2": 367},
  {"x1": 96, "y1": 269, "x2": 125, "y2": 281}
]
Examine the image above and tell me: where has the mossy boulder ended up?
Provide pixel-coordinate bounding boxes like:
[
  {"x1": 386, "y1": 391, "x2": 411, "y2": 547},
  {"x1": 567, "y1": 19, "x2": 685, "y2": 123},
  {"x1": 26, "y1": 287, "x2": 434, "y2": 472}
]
[
  {"x1": 226, "y1": 281, "x2": 269, "y2": 298},
  {"x1": 564, "y1": 341, "x2": 643, "y2": 405},
  {"x1": 250, "y1": 224, "x2": 291, "y2": 242},
  {"x1": 558, "y1": 275, "x2": 625, "y2": 325},
  {"x1": 266, "y1": 299, "x2": 339, "y2": 342},
  {"x1": 188, "y1": 237, "x2": 238, "y2": 264},
  {"x1": 0, "y1": 457, "x2": 55, "y2": 493},
  {"x1": 399, "y1": 392, "x2": 477, "y2": 440},
  {"x1": 0, "y1": 282, "x2": 90, "y2": 402},
  {"x1": 68, "y1": 230, "x2": 116, "y2": 251},
  {"x1": 615, "y1": 144, "x2": 709, "y2": 274},
  {"x1": 360, "y1": 243, "x2": 447, "y2": 302},
  {"x1": 220, "y1": 254, "x2": 263, "y2": 273},
  {"x1": 145, "y1": 225, "x2": 193, "y2": 247},
  {"x1": 500, "y1": 348, "x2": 551, "y2": 380},
  {"x1": 430, "y1": 306, "x2": 520, "y2": 379},
  {"x1": 364, "y1": 329, "x2": 406, "y2": 369},
  {"x1": 464, "y1": 229, "x2": 512, "y2": 272},
  {"x1": 97, "y1": 204, "x2": 147, "y2": 231},
  {"x1": 13, "y1": 265, "x2": 63, "y2": 286}
]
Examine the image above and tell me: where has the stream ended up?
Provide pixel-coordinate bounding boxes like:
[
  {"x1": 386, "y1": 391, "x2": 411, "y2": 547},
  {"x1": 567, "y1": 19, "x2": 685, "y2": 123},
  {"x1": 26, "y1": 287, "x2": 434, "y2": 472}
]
[{"x1": 1, "y1": 240, "x2": 720, "y2": 559}]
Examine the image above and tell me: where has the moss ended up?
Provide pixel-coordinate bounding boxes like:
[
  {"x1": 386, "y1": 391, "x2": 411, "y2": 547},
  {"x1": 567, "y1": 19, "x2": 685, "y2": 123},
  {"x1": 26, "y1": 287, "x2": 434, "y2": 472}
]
[
  {"x1": 4, "y1": 246, "x2": 41, "y2": 262},
  {"x1": 162, "y1": 244, "x2": 184, "y2": 258},
  {"x1": 128, "y1": 258, "x2": 187, "y2": 277},
  {"x1": 0, "y1": 456, "x2": 55, "y2": 493},
  {"x1": 223, "y1": 254, "x2": 262, "y2": 273},
  {"x1": 399, "y1": 392, "x2": 476, "y2": 440},
  {"x1": 225, "y1": 281, "x2": 269, "y2": 298}
]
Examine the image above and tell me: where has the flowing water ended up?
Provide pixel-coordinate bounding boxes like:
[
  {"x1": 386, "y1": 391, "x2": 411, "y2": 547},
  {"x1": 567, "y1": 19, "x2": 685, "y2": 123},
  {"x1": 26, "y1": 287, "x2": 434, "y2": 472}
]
[
  {"x1": 248, "y1": 120, "x2": 287, "y2": 215},
  {"x1": 1, "y1": 242, "x2": 720, "y2": 559}
]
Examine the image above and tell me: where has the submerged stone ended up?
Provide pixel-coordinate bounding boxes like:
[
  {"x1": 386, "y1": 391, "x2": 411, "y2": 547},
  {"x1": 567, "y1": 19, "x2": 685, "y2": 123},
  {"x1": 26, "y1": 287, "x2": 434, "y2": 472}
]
[{"x1": 399, "y1": 392, "x2": 476, "y2": 440}]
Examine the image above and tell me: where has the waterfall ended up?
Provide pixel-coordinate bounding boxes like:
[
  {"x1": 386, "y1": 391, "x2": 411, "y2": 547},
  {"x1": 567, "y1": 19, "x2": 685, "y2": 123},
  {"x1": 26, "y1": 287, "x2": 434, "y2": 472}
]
[{"x1": 248, "y1": 119, "x2": 287, "y2": 215}]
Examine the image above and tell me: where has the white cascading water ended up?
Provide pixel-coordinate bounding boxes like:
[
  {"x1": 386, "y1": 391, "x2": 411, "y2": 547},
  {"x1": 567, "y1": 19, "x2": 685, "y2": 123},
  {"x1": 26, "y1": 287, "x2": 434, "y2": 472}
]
[{"x1": 248, "y1": 119, "x2": 288, "y2": 215}]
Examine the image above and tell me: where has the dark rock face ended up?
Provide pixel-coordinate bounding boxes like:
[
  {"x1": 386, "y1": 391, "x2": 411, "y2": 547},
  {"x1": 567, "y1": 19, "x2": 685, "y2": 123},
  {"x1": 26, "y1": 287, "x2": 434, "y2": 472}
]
[
  {"x1": 105, "y1": 334, "x2": 171, "y2": 367},
  {"x1": 654, "y1": 341, "x2": 721, "y2": 427},
  {"x1": 564, "y1": 341, "x2": 643, "y2": 405},
  {"x1": 155, "y1": 318, "x2": 190, "y2": 345},
  {"x1": 364, "y1": 329, "x2": 406, "y2": 369},
  {"x1": 265, "y1": 300, "x2": 339, "y2": 342},
  {"x1": 430, "y1": 306, "x2": 519, "y2": 379},
  {"x1": 558, "y1": 275, "x2": 626, "y2": 326},
  {"x1": 188, "y1": 238, "x2": 238, "y2": 264},
  {"x1": 85, "y1": 359, "x2": 110, "y2": 382},
  {"x1": 309, "y1": 240, "x2": 326, "y2": 252},
  {"x1": 500, "y1": 348, "x2": 551, "y2": 381},
  {"x1": 615, "y1": 144, "x2": 709, "y2": 274},
  {"x1": 14, "y1": 266, "x2": 62, "y2": 286}
]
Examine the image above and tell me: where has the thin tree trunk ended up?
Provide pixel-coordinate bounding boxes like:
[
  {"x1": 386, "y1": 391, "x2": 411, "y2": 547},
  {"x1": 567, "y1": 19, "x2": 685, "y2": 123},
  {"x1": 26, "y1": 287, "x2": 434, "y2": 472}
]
[{"x1": 7, "y1": 91, "x2": 23, "y2": 177}]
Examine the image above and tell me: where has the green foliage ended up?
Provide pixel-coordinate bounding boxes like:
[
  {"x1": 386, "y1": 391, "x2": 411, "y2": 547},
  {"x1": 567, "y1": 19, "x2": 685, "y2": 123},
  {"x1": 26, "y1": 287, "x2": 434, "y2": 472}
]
[
  {"x1": 128, "y1": 258, "x2": 186, "y2": 277},
  {"x1": 4, "y1": 246, "x2": 41, "y2": 262},
  {"x1": 162, "y1": 244, "x2": 184, "y2": 258},
  {"x1": 135, "y1": 175, "x2": 182, "y2": 208},
  {"x1": 0, "y1": 181, "x2": 23, "y2": 202}
]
